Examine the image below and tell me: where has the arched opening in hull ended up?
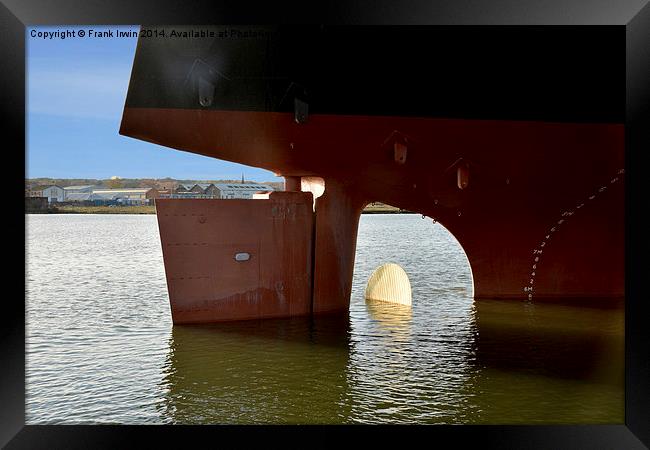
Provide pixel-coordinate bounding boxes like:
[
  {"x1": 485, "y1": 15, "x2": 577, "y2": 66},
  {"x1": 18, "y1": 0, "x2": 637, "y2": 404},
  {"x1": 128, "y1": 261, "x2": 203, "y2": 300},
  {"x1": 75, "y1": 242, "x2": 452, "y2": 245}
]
[
  {"x1": 345, "y1": 205, "x2": 480, "y2": 422},
  {"x1": 350, "y1": 205, "x2": 475, "y2": 314}
]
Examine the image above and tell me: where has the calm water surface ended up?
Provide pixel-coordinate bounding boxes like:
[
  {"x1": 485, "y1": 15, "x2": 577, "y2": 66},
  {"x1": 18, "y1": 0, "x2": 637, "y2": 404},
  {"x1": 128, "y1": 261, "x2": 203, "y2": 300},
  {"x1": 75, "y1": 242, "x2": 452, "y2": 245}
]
[{"x1": 26, "y1": 214, "x2": 623, "y2": 424}]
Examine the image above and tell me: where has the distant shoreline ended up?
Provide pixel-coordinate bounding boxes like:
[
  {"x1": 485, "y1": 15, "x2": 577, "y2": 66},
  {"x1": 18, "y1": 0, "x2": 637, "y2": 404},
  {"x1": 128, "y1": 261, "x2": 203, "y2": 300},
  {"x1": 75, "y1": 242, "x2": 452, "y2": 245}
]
[{"x1": 26, "y1": 204, "x2": 417, "y2": 215}]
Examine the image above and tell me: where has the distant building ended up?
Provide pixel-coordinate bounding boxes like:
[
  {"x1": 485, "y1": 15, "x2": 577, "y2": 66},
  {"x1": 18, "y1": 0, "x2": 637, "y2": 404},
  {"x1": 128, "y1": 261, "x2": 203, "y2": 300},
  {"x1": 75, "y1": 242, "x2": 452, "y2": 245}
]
[
  {"x1": 41, "y1": 185, "x2": 65, "y2": 203},
  {"x1": 156, "y1": 180, "x2": 177, "y2": 191},
  {"x1": 63, "y1": 185, "x2": 97, "y2": 198},
  {"x1": 214, "y1": 183, "x2": 275, "y2": 199},
  {"x1": 64, "y1": 192, "x2": 106, "y2": 203},
  {"x1": 174, "y1": 184, "x2": 197, "y2": 198},
  {"x1": 196, "y1": 183, "x2": 220, "y2": 198},
  {"x1": 91, "y1": 188, "x2": 160, "y2": 205},
  {"x1": 175, "y1": 183, "x2": 198, "y2": 194},
  {"x1": 172, "y1": 182, "x2": 275, "y2": 199},
  {"x1": 173, "y1": 183, "x2": 218, "y2": 198}
]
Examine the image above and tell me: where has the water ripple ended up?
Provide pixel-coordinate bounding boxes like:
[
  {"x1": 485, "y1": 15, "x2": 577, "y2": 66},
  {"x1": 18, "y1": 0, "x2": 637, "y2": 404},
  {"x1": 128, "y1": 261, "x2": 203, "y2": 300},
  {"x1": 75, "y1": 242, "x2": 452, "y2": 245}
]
[{"x1": 26, "y1": 214, "x2": 623, "y2": 424}]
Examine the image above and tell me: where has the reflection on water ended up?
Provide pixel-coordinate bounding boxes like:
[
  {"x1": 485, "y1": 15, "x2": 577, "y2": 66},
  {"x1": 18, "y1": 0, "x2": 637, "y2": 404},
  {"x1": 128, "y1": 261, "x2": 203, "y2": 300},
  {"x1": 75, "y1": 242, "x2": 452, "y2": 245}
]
[
  {"x1": 365, "y1": 301, "x2": 413, "y2": 330},
  {"x1": 159, "y1": 316, "x2": 352, "y2": 424},
  {"x1": 463, "y1": 299, "x2": 624, "y2": 424},
  {"x1": 26, "y1": 214, "x2": 624, "y2": 424},
  {"x1": 157, "y1": 300, "x2": 622, "y2": 424}
]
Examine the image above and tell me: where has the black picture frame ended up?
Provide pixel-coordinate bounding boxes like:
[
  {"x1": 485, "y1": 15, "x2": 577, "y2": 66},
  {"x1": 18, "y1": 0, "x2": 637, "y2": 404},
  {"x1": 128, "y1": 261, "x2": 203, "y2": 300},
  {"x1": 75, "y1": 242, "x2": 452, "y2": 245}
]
[{"x1": 4, "y1": 0, "x2": 649, "y2": 448}]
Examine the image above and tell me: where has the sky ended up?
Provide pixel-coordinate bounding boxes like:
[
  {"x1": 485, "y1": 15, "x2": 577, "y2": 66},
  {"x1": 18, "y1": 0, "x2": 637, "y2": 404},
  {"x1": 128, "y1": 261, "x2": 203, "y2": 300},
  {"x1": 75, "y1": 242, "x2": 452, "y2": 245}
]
[{"x1": 26, "y1": 25, "x2": 280, "y2": 182}]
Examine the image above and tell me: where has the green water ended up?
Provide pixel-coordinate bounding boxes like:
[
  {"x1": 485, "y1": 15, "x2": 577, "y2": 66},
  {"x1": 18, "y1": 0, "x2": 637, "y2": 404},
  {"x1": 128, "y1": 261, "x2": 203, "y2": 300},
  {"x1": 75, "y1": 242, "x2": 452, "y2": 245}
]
[
  {"x1": 26, "y1": 214, "x2": 623, "y2": 424},
  {"x1": 157, "y1": 300, "x2": 623, "y2": 424}
]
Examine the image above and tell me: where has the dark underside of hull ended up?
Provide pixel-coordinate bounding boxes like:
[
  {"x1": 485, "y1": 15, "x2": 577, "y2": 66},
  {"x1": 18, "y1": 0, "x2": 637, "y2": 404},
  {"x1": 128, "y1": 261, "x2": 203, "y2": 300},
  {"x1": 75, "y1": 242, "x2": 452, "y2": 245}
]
[{"x1": 124, "y1": 26, "x2": 623, "y2": 123}]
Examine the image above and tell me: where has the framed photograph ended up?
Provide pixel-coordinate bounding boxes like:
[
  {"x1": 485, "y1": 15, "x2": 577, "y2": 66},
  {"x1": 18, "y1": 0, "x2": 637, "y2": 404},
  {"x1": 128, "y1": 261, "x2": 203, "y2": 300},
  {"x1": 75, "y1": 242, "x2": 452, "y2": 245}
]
[{"x1": 6, "y1": 0, "x2": 649, "y2": 447}]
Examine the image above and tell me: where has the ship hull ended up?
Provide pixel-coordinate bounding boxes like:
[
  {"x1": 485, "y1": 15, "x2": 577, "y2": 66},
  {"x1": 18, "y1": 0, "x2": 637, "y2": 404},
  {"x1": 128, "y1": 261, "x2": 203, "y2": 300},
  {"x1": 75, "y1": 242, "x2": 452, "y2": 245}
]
[{"x1": 120, "y1": 26, "x2": 624, "y2": 322}]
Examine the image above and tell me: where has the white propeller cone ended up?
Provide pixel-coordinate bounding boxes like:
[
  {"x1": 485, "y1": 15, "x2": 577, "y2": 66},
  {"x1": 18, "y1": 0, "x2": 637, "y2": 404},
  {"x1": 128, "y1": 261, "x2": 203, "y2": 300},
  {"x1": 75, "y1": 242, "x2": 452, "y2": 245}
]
[{"x1": 365, "y1": 263, "x2": 412, "y2": 306}]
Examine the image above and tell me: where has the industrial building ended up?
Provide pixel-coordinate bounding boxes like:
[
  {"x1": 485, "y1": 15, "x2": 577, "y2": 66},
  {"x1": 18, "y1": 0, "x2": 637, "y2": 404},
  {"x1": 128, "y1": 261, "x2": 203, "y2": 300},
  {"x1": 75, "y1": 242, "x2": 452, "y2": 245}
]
[
  {"x1": 63, "y1": 185, "x2": 97, "y2": 195},
  {"x1": 172, "y1": 182, "x2": 274, "y2": 199},
  {"x1": 173, "y1": 183, "x2": 221, "y2": 198},
  {"x1": 63, "y1": 192, "x2": 106, "y2": 203},
  {"x1": 28, "y1": 185, "x2": 99, "y2": 203},
  {"x1": 91, "y1": 188, "x2": 160, "y2": 205},
  {"x1": 196, "y1": 183, "x2": 220, "y2": 197},
  {"x1": 213, "y1": 183, "x2": 274, "y2": 199},
  {"x1": 41, "y1": 185, "x2": 65, "y2": 203},
  {"x1": 175, "y1": 183, "x2": 205, "y2": 196},
  {"x1": 29, "y1": 182, "x2": 274, "y2": 206}
]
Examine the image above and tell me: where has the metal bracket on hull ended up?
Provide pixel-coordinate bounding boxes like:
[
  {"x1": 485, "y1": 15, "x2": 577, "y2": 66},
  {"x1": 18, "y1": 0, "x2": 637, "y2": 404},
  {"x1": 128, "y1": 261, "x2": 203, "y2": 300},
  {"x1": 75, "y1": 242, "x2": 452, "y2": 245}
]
[
  {"x1": 184, "y1": 59, "x2": 230, "y2": 108},
  {"x1": 295, "y1": 97, "x2": 309, "y2": 124}
]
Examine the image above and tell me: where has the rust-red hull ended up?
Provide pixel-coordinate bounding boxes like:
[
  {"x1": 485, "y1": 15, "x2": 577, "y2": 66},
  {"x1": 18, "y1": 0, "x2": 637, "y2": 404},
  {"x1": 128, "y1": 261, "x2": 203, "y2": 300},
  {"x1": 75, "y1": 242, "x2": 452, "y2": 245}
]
[
  {"x1": 156, "y1": 192, "x2": 314, "y2": 323},
  {"x1": 124, "y1": 108, "x2": 625, "y2": 322}
]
